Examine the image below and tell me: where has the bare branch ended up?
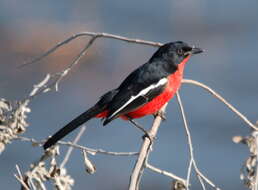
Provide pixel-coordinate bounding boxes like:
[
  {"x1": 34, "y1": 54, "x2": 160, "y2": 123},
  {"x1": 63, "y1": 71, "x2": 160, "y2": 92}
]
[
  {"x1": 16, "y1": 136, "x2": 139, "y2": 156},
  {"x1": 254, "y1": 131, "x2": 258, "y2": 190},
  {"x1": 14, "y1": 165, "x2": 30, "y2": 190},
  {"x1": 128, "y1": 104, "x2": 167, "y2": 190},
  {"x1": 14, "y1": 174, "x2": 30, "y2": 190},
  {"x1": 235, "y1": 129, "x2": 258, "y2": 189},
  {"x1": 182, "y1": 79, "x2": 258, "y2": 131},
  {"x1": 176, "y1": 92, "x2": 220, "y2": 190},
  {"x1": 146, "y1": 163, "x2": 186, "y2": 184},
  {"x1": 20, "y1": 32, "x2": 162, "y2": 68},
  {"x1": 186, "y1": 159, "x2": 193, "y2": 189},
  {"x1": 0, "y1": 75, "x2": 51, "y2": 154}
]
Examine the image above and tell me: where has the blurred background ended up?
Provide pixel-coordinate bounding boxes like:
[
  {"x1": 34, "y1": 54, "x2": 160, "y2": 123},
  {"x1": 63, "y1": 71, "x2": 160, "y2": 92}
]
[{"x1": 1, "y1": 0, "x2": 258, "y2": 189}]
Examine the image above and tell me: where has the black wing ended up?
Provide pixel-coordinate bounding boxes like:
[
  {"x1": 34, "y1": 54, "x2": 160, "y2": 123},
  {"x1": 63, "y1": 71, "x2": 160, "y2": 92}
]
[{"x1": 103, "y1": 62, "x2": 169, "y2": 125}]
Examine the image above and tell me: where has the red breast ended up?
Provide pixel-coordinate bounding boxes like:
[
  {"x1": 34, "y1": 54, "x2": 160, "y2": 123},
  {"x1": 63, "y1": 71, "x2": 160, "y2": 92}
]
[{"x1": 96, "y1": 56, "x2": 189, "y2": 119}]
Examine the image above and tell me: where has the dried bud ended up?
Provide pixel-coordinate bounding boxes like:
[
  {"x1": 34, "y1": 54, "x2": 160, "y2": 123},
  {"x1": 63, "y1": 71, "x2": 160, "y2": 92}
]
[
  {"x1": 171, "y1": 180, "x2": 186, "y2": 190},
  {"x1": 82, "y1": 150, "x2": 96, "y2": 174},
  {"x1": 232, "y1": 136, "x2": 244, "y2": 144}
]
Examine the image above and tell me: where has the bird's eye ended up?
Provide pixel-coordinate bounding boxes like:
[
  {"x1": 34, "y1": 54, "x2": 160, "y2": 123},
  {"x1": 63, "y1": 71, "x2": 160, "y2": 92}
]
[{"x1": 177, "y1": 49, "x2": 184, "y2": 55}]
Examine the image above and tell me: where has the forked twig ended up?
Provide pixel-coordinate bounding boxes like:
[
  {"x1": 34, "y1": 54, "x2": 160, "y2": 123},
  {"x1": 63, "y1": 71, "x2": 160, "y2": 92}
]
[
  {"x1": 20, "y1": 32, "x2": 162, "y2": 68},
  {"x1": 176, "y1": 92, "x2": 220, "y2": 190},
  {"x1": 14, "y1": 165, "x2": 30, "y2": 190}
]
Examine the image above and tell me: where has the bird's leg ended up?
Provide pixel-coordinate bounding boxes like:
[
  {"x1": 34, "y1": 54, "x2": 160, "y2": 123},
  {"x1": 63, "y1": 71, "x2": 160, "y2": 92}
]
[
  {"x1": 127, "y1": 117, "x2": 155, "y2": 143},
  {"x1": 153, "y1": 109, "x2": 166, "y2": 121}
]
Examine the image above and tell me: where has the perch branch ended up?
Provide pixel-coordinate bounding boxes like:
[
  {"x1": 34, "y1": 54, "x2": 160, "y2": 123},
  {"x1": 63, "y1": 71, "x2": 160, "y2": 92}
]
[{"x1": 128, "y1": 104, "x2": 167, "y2": 190}]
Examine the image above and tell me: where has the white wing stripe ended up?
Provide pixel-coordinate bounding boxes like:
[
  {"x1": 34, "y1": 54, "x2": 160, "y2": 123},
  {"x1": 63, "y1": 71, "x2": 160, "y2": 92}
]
[{"x1": 109, "y1": 78, "x2": 168, "y2": 118}]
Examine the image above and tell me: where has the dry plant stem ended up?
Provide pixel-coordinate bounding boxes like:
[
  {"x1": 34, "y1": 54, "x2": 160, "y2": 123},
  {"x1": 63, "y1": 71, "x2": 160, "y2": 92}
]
[
  {"x1": 20, "y1": 33, "x2": 162, "y2": 96},
  {"x1": 21, "y1": 32, "x2": 159, "y2": 97},
  {"x1": 32, "y1": 36, "x2": 97, "y2": 96},
  {"x1": 60, "y1": 126, "x2": 87, "y2": 168},
  {"x1": 186, "y1": 159, "x2": 193, "y2": 188},
  {"x1": 58, "y1": 141, "x2": 139, "y2": 156},
  {"x1": 17, "y1": 136, "x2": 139, "y2": 156},
  {"x1": 53, "y1": 36, "x2": 98, "y2": 91},
  {"x1": 176, "y1": 92, "x2": 219, "y2": 190},
  {"x1": 14, "y1": 165, "x2": 30, "y2": 190},
  {"x1": 254, "y1": 131, "x2": 258, "y2": 190},
  {"x1": 182, "y1": 79, "x2": 258, "y2": 131},
  {"x1": 128, "y1": 104, "x2": 167, "y2": 190},
  {"x1": 14, "y1": 174, "x2": 29, "y2": 190},
  {"x1": 146, "y1": 163, "x2": 186, "y2": 184},
  {"x1": 21, "y1": 32, "x2": 162, "y2": 67},
  {"x1": 198, "y1": 176, "x2": 207, "y2": 190},
  {"x1": 15, "y1": 164, "x2": 23, "y2": 182}
]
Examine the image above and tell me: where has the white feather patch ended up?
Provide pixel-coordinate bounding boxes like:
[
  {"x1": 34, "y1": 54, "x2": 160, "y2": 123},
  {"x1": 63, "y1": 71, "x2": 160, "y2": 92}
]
[{"x1": 109, "y1": 78, "x2": 168, "y2": 118}]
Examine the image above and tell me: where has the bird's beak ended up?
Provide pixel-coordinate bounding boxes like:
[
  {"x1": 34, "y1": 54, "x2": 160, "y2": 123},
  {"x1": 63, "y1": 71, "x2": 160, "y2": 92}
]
[{"x1": 190, "y1": 46, "x2": 203, "y2": 54}]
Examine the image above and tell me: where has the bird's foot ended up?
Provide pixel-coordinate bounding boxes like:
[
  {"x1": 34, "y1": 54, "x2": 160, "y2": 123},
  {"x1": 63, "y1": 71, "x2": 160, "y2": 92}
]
[
  {"x1": 128, "y1": 118, "x2": 156, "y2": 143},
  {"x1": 142, "y1": 132, "x2": 156, "y2": 144},
  {"x1": 153, "y1": 110, "x2": 166, "y2": 121}
]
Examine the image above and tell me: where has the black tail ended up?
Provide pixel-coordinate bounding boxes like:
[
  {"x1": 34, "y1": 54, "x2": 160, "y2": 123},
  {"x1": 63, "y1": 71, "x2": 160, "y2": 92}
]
[{"x1": 43, "y1": 105, "x2": 103, "y2": 150}]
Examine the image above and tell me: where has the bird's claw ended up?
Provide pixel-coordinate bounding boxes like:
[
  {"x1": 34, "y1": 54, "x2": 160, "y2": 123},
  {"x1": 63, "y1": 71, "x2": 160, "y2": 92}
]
[
  {"x1": 153, "y1": 110, "x2": 166, "y2": 121},
  {"x1": 142, "y1": 132, "x2": 156, "y2": 144}
]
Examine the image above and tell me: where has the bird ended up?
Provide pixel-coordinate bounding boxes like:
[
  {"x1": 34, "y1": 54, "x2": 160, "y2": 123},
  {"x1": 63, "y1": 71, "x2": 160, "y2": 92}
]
[{"x1": 43, "y1": 41, "x2": 203, "y2": 150}]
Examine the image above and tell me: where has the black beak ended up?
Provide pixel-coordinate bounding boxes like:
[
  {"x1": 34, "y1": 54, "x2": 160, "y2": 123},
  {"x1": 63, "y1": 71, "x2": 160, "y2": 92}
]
[{"x1": 191, "y1": 47, "x2": 203, "y2": 54}]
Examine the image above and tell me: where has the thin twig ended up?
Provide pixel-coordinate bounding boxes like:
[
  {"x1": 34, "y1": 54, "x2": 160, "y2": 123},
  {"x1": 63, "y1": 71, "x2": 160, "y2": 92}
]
[
  {"x1": 20, "y1": 32, "x2": 162, "y2": 68},
  {"x1": 186, "y1": 159, "x2": 193, "y2": 189},
  {"x1": 58, "y1": 141, "x2": 139, "y2": 156},
  {"x1": 182, "y1": 79, "x2": 258, "y2": 131},
  {"x1": 15, "y1": 164, "x2": 24, "y2": 180},
  {"x1": 28, "y1": 177, "x2": 37, "y2": 190},
  {"x1": 176, "y1": 92, "x2": 219, "y2": 190},
  {"x1": 60, "y1": 126, "x2": 87, "y2": 168},
  {"x1": 19, "y1": 32, "x2": 160, "y2": 103},
  {"x1": 253, "y1": 131, "x2": 258, "y2": 190},
  {"x1": 14, "y1": 174, "x2": 30, "y2": 190},
  {"x1": 197, "y1": 173, "x2": 207, "y2": 190},
  {"x1": 16, "y1": 136, "x2": 139, "y2": 156},
  {"x1": 24, "y1": 36, "x2": 97, "y2": 100},
  {"x1": 146, "y1": 163, "x2": 186, "y2": 184},
  {"x1": 15, "y1": 165, "x2": 30, "y2": 190},
  {"x1": 53, "y1": 36, "x2": 98, "y2": 91},
  {"x1": 128, "y1": 104, "x2": 167, "y2": 190}
]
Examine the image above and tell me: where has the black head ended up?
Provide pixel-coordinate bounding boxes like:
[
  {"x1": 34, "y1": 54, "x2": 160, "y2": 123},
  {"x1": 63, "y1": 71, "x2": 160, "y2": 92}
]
[{"x1": 149, "y1": 41, "x2": 203, "y2": 64}]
